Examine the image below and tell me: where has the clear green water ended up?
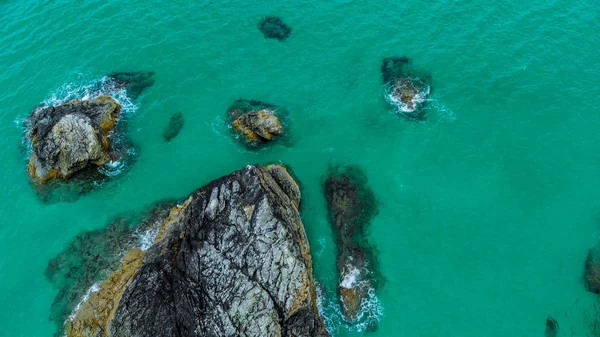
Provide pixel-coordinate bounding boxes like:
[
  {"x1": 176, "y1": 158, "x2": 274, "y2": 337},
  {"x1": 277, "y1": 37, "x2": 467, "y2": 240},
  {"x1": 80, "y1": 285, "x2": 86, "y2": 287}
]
[{"x1": 1, "y1": 0, "x2": 599, "y2": 336}]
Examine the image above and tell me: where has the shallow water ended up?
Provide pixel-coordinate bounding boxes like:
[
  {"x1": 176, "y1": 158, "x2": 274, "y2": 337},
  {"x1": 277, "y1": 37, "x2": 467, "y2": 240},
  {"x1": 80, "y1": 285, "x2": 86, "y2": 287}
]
[{"x1": 0, "y1": 0, "x2": 599, "y2": 336}]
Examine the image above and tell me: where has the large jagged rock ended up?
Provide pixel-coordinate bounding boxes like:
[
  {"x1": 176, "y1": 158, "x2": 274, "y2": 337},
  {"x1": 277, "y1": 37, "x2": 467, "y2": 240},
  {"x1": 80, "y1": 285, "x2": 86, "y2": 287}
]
[
  {"x1": 324, "y1": 166, "x2": 378, "y2": 321},
  {"x1": 27, "y1": 96, "x2": 121, "y2": 183},
  {"x1": 67, "y1": 165, "x2": 328, "y2": 337}
]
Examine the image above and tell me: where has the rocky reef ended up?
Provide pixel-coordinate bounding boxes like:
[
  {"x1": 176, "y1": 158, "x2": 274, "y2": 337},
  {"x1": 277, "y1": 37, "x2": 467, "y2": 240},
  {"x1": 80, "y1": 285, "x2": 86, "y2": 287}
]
[
  {"x1": 63, "y1": 164, "x2": 328, "y2": 337},
  {"x1": 381, "y1": 57, "x2": 431, "y2": 119},
  {"x1": 27, "y1": 96, "x2": 121, "y2": 183},
  {"x1": 46, "y1": 201, "x2": 175, "y2": 336},
  {"x1": 545, "y1": 317, "x2": 559, "y2": 337},
  {"x1": 324, "y1": 165, "x2": 380, "y2": 323},
  {"x1": 585, "y1": 243, "x2": 600, "y2": 293},
  {"x1": 162, "y1": 112, "x2": 184, "y2": 142},
  {"x1": 106, "y1": 71, "x2": 155, "y2": 99},
  {"x1": 258, "y1": 16, "x2": 291, "y2": 41},
  {"x1": 227, "y1": 99, "x2": 284, "y2": 147}
]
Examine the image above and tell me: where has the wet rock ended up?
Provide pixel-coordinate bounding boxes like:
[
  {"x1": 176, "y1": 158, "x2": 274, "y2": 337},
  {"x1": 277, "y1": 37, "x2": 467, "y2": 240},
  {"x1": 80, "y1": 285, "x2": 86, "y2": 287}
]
[
  {"x1": 258, "y1": 16, "x2": 291, "y2": 41},
  {"x1": 546, "y1": 317, "x2": 559, "y2": 337},
  {"x1": 324, "y1": 165, "x2": 379, "y2": 321},
  {"x1": 46, "y1": 201, "x2": 175, "y2": 336},
  {"x1": 162, "y1": 112, "x2": 184, "y2": 142},
  {"x1": 381, "y1": 57, "x2": 431, "y2": 119},
  {"x1": 66, "y1": 165, "x2": 328, "y2": 337},
  {"x1": 107, "y1": 71, "x2": 155, "y2": 99},
  {"x1": 27, "y1": 96, "x2": 121, "y2": 183},
  {"x1": 227, "y1": 99, "x2": 284, "y2": 147},
  {"x1": 585, "y1": 244, "x2": 600, "y2": 293}
]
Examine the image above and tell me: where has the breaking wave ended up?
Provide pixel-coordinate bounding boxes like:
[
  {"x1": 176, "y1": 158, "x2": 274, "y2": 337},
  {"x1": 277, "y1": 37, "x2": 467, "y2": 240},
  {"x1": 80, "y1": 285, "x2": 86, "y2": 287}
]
[{"x1": 316, "y1": 282, "x2": 384, "y2": 335}]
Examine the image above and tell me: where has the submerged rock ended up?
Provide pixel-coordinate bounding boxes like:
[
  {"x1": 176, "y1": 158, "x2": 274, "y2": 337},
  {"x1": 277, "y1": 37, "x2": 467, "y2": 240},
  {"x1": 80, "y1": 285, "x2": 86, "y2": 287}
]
[
  {"x1": 162, "y1": 112, "x2": 184, "y2": 142},
  {"x1": 381, "y1": 57, "x2": 431, "y2": 119},
  {"x1": 545, "y1": 317, "x2": 559, "y2": 337},
  {"x1": 258, "y1": 16, "x2": 291, "y2": 41},
  {"x1": 107, "y1": 71, "x2": 155, "y2": 99},
  {"x1": 46, "y1": 201, "x2": 175, "y2": 336},
  {"x1": 27, "y1": 96, "x2": 121, "y2": 183},
  {"x1": 324, "y1": 166, "x2": 379, "y2": 321},
  {"x1": 66, "y1": 165, "x2": 328, "y2": 337},
  {"x1": 585, "y1": 244, "x2": 600, "y2": 293},
  {"x1": 227, "y1": 99, "x2": 284, "y2": 147}
]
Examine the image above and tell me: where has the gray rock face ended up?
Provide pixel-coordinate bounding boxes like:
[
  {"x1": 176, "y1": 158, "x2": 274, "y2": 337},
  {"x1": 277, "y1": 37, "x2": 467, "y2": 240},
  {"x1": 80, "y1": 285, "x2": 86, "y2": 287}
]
[
  {"x1": 27, "y1": 96, "x2": 120, "y2": 182},
  {"x1": 93, "y1": 165, "x2": 327, "y2": 337}
]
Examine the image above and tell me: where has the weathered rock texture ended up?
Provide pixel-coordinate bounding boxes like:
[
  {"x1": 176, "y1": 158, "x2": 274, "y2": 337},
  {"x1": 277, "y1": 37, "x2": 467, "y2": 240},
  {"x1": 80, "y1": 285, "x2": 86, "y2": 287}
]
[
  {"x1": 228, "y1": 99, "x2": 284, "y2": 147},
  {"x1": 381, "y1": 57, "x2": 431, "y2": 119},
  {"x1": 324, "y1": 166, "x2": 379, "y2": 321},
  {"x1": 46, "y1": 202, "x2": 176, "y2": 336},
  {"x1": 27, "y1": 96, "x2": 121, "y2": 183},
  {"x1": 67, "y1": 165, "x2": 328, "y2": 337}
]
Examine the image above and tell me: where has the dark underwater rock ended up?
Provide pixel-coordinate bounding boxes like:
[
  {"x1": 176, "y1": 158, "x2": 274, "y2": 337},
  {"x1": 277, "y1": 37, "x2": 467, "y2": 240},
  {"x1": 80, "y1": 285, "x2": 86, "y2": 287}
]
[
  {"x1": 227, "y1": 99, "x2": 284, "y2": 147},
  {"x1": 381, "y1": 57, "x2": 431, "y2": 119},
  {"x1": 162, "y1": 112, "x2": 184, "y2": 142},
  {"x1": 45, "y1": 201, "x2": 176, "y2": 337},
  {"x1": 258, "y1": 16, "x2": 291, "y2": 41},
  {"x1": 66, "y1": 165, "x2": 328, "y2": 337},
  {"x1": 107, "y1": 71, "x2": 155, "y2": 99},
  {"x1": 545, "y1": 317, "x2": 559, "y2": 337},
  {"x1": 585, "y1": 244, "x2": 600, "y2": 293},
  {"x1": 324, "y1": 165, "x2": 379, "y2": 322},
  {"x1": 27, "y1": 96, "x2": 121, "y2": 183}
]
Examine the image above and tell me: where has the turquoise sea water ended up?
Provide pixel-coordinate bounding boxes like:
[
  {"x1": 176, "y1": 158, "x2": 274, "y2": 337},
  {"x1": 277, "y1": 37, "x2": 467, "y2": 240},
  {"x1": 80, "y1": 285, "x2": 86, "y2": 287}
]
[{"x1": 1, "y1": 0, "x2": 599, "y2": 336}]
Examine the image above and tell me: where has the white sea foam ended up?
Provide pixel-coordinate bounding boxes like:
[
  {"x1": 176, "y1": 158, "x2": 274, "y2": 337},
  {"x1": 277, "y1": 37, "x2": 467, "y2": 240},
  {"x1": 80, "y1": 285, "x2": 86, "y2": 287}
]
[
  {"x1": 340, "y1": 265, "x2": 361, "y2": 289},
  {"x1": 67, "y1": 282, "x2": 100, "y2": 322},
  {"x1": 316, "y1": 278, "x2": 384, "y2": 335},
  {"x1": 385, "y1": 80, "x2": 431, "y2": 114},
  {"x1": 137, "y1": 227, "x2": 160, "y2": 251}
]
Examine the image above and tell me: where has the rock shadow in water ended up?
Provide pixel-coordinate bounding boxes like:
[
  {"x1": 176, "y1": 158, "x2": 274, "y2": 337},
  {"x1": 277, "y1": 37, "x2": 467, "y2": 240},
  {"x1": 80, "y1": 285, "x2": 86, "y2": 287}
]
[
  {"x1": 45, "y1": 200, "x2": 175, "y2": 337},
  {"x1": 107, "y1": 71, "x2": 155, "y2": 99},
  {"x1": 162, "y1": 112, "x2": 184, "y2": 142},
  {"x1": 323, "y1": 165, "x2": 383, "y2": 330},
  {"x1": 258, "y1": 16, "x2": 292, "y2": 41}
]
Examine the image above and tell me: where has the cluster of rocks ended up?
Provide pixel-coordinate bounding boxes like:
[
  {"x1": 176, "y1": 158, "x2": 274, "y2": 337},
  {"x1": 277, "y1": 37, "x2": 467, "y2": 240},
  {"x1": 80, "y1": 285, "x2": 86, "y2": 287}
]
[
  {"x1": 58, "y1": 164, "x2": 328, "y2": 337},
  {"x1": 324, "y1": 166, "x2": 379, "y2": 323}
]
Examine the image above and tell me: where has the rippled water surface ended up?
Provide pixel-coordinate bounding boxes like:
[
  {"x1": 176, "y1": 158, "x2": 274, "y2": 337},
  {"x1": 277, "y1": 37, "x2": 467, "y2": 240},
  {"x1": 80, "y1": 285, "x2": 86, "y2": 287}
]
[{"x1": 0, "y1": 0, "x2": 599, "y2": 336}]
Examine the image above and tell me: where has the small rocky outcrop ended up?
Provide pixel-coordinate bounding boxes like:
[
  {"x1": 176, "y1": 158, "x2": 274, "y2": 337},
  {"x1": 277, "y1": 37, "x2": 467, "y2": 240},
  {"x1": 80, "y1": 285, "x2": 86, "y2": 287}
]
[
  {"x1": 65, "y1": 165, "x2": 328, "y2": 337},
  {"x1": 227, "y1": 99, "x2": 284, "y2": 147},
  {"x1": 324, "y1": 166, "x2": 379, "y2": 321},
  {"x1": 585, "y1": 244, "x2": 600, "y2": 293},
  {"x1": 258, "y1": 16, "x2": 291, "y2": 41},
  {"x1": 162, "y1": 112, "x2": 184, "y2": 142},
  {"x1": 27, "y1": 96, "x2": 121, "y2": 183},
  {"x1": 107, "y1": 71, "x2": 155, "y2": 99},
  {"x1": 381, "y1": 57, "x2": 431, "y2": 119}
]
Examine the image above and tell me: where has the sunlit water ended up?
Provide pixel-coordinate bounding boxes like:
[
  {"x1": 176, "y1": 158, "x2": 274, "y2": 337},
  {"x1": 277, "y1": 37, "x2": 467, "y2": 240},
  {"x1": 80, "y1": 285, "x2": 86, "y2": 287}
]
[{"x1": 0, "y1": 0, "x2": 599, "y2": 336}]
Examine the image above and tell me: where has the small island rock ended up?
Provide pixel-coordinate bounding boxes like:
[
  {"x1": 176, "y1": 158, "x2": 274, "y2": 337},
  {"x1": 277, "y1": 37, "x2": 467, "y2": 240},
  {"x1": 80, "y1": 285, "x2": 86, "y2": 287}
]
[{"x1": 27, "y1": 96, "x2": 121, "y2": 183}]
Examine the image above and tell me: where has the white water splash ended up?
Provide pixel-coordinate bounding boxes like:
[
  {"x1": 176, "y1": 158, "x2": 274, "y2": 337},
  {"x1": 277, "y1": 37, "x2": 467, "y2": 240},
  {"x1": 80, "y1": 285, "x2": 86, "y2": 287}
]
[
  {"x1": 137, "y1": 227, "x2": 160, "y2": 251},
  {"x1": 67, "y1": 282, "x2": 100, "y2": 322}
]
